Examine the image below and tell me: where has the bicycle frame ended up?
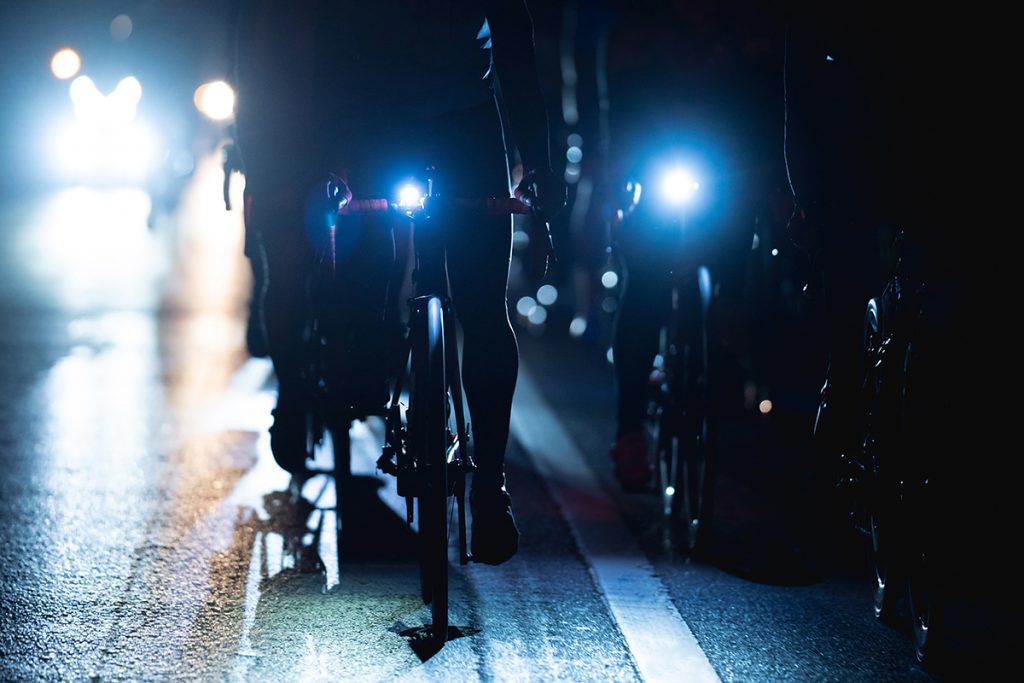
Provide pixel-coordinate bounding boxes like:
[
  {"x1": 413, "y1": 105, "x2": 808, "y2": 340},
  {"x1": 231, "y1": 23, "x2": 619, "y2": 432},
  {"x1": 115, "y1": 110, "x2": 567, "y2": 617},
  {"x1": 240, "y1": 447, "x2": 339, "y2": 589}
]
[
  {"x1": 382, "y1": 193, "x2": 478, "y2": 543},
  {"x1": 613, "y1": 203, "x2": 717, "y2": 550},
  {"x1": 341, "y1": 178, "x2": 526, "y2": 648},
  {"x1": 820, "y1": 228, "x2": 941, "y2": 664}
]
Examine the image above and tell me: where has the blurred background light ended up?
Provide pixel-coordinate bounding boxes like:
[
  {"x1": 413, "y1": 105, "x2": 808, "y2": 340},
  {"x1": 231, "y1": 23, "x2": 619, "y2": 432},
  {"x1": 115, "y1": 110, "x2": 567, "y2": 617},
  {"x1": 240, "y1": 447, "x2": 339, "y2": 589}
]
[
  {"x1": 516, "y1": 296, "x2": 537, "y2": 318},
  {"x1": 52, "y1": 120, "x2": 157, "y2": 180},
  {"x1": 537, "y1": 284, "x2": 558, "y2": 306},
  {"x1": 512, "y1": 229, "x2": 530, "y2": 251},
  {"x1": 193, "y1": 80, "x2": 235, "y2": 121},
  {"x1": 50, "y1": 48, "x2": 81, "y2": 80},
  {"x1": 69, "y1": 75, "x2": 105, "y2": 120},
  {"x1": 109, "y1": 76, "x2": 143, "y2": 123},
  {"x1": 110, "y1": 15, "x2": 133, "y2": 41},
  {"x1": 69, "y1": 75, "x2": 142, "y2": 124}
]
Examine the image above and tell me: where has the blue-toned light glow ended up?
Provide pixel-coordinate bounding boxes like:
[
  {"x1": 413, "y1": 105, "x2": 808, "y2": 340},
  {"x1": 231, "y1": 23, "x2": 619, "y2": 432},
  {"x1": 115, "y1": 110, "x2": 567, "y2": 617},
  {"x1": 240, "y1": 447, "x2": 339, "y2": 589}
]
[
  {"x1": 398, "y1": 183, "x2": 425, "y2": 210},
  {"x1": 659, "y1": 167, "x2": 700, "y2": 206}
]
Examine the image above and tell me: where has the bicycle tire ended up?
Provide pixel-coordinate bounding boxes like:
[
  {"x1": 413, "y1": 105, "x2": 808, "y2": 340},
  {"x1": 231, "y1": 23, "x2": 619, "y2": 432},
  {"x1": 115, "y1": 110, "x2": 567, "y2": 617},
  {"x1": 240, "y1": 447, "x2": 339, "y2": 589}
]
[
  {"x1": 900, "y1": 341, "x2": 942, "y2": 665},
  {"x1": 410, "y1": 295, "x2": 449, "y2": 647},
  {"x1": 678, "y1": 413, "x2": 715, "y2": 552},
  {"x1": 655, "y1": 405, "x2": 678, "y2": 520},
  {"x1": 330, "y1": 418, "x2": 353, "y2": 518},
  {"x1": 907, "y1": 533, "x2": 940, "y2": 665},
  {"x1": 675, "y1": 270, "x2": 716, "y2": 552},
  {"x1": 676, "y1": 298, "x2": 715, "y2": 553},
  {"x1": 862, "y1": 299, "x2": 901, "y2": 621}
]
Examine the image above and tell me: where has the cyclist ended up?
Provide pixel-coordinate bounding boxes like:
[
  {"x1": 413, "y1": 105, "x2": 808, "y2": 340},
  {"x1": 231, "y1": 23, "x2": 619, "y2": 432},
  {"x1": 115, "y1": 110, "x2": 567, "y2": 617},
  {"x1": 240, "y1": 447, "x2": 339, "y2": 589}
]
[
  {"x1": 783, "y1": 3, "x2": 971, "y2": 458},
  {"x1": 234, "y1": 0, "x2": 564, "y2": 565},
  {"x1": 605, "y1": 1, "x2": 781, "y2": 489}
]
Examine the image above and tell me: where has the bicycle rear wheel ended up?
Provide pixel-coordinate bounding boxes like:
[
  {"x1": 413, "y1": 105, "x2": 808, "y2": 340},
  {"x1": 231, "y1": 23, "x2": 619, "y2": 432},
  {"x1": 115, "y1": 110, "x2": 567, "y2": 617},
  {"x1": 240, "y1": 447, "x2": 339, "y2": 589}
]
[{"x1": 410, "y1": 296, "x2": 449, "y2": 647}]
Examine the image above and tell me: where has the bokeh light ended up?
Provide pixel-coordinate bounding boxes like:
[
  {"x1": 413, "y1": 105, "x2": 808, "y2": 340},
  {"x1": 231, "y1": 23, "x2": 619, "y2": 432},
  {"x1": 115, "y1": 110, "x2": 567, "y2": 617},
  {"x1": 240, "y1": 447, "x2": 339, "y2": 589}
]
[
  {"x1": 50, "y1": 49, "x2": 81, "y2": 80},
  {"x1": 193, "y1": 81, "x2": 236, "y2": 121},
  {"x1": 110, "y1": 15, "x2": 133, "y2": 41},
  {"x1": 537, "y1": 284, "x2": 558, "y2": 306}
]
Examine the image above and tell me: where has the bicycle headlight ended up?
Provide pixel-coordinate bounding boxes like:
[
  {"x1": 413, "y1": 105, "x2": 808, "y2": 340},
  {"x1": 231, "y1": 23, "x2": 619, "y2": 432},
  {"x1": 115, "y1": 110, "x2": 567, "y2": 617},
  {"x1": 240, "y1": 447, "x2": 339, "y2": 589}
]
[
  {"x1": 397, "y1": 183, "x2": 426, "y2": 210},
  {"x1": 658, "y1": 166, "x2": 700, "y2": 207}
]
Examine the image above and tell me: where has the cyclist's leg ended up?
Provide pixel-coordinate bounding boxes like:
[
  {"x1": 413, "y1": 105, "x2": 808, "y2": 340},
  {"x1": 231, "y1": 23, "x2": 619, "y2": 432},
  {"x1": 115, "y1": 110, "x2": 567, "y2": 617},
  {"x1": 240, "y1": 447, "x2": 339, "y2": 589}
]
[
  {"x1": 445, "y1": 207, "x2": 519, "y2": 565},
  {"x1": 446, "y1": 209, "x2": 518, "y2": 491},
  {"x1": 609, "y1": 238, "x2": 672, "y2": 487},
  {"x1": 438, "y1": 105, "x2": 520, "y2": 564},
  {"x1": 613, "y1": 266, "x2": 671, "y2": 435},
  {"x1": 244, "y1": 179, "x2": 314, "y2": 471}
]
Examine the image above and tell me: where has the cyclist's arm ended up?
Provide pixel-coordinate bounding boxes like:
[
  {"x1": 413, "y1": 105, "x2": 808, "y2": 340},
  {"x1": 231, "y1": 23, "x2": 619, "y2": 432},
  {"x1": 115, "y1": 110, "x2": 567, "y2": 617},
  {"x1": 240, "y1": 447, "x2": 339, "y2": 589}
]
[{"x1": 481, "y1": 0, "x2": 553, "y2": 174}]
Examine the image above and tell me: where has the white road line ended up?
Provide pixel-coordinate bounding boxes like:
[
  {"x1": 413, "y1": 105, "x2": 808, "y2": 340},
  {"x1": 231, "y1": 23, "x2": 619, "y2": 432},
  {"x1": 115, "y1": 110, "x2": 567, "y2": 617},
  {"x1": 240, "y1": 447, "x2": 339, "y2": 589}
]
[
  {"x1": 238, "y1": 357, "x2": 718, "y2": 681},
  {"x1": 511, "y1": 368, "x2": 721, "y2": 683}
]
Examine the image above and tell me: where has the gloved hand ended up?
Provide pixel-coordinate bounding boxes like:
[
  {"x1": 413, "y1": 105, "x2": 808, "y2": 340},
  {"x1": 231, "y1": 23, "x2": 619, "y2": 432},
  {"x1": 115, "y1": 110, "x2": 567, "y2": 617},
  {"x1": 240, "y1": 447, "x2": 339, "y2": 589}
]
[
  {"x1": 515, "y1": 167, "x2": 566, "y2": 277},
  {"x1": 514, "y1": 166, "x2": 566, "y2": 222}
]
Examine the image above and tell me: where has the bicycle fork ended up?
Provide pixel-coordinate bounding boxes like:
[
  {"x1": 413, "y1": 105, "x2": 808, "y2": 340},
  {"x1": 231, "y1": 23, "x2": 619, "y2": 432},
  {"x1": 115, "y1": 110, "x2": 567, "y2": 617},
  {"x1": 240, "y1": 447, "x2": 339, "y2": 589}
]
[{"x1": 378, "y1": 295, "x2": 473, "y2": 565}]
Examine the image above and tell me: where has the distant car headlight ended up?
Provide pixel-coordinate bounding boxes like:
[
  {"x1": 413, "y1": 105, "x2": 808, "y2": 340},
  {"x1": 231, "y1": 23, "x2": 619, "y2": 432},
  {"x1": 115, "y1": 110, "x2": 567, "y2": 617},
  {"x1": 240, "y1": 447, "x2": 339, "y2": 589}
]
[
  {"x1": 51, "y1": 73, "x2": 160, "y2": 183},
  {"x1": 51, "y1": 119, "x2": 159, "y2": 182},
  {"x1": 69, "y1": 75, "x2": 141, "y2": 124}
]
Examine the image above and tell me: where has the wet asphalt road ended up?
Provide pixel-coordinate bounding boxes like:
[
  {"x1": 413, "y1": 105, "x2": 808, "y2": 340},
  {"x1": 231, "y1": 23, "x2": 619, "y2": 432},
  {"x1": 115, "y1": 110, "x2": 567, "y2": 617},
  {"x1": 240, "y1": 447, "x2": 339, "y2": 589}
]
[{"x1": 0, "y1": 161, "x2": 1016, "y2": 681}]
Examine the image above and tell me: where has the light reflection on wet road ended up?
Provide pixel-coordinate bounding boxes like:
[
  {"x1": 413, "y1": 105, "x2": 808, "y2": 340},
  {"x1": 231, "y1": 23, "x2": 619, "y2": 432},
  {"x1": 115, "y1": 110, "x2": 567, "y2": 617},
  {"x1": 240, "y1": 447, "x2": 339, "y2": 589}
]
[
  {"x1": 2, "y1": 153, "x2": 972, "y2": 682},
  {"x1": 0, "y1": 157, "x2": 641, "y2": 681}
]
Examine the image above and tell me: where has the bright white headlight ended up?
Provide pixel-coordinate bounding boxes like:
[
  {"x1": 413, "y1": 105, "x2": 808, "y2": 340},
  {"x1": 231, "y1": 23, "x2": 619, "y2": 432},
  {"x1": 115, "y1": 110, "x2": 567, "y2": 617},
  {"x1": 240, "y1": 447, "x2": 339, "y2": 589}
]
[
  {"x1": 398, "y1": 183, "x2": 425, "y2": 209},
  {"x1": 659, "y1": 167, "x2": 700, "y2": 206}
]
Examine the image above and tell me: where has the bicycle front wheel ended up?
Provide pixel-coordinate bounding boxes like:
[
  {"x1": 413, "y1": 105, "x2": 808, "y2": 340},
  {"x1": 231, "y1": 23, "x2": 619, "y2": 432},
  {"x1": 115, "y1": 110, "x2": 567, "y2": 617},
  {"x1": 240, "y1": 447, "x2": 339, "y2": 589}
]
[
  {"x1": 678, "y1": 413, "x2": 715, "y2": 552},
  {"x1": 410, "y1": 296, "x2": 449, "y2": 647},
  {"x1": 675, "y1": 277, "x2": 716, "y2": 553}
]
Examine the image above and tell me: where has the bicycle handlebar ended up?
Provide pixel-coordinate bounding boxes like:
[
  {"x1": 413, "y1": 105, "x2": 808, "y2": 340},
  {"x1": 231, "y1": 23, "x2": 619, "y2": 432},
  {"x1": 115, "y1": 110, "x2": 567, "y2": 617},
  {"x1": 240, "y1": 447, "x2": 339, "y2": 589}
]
[{"x1": 339, "y1": 196, "x2": 531, "y2": 216}]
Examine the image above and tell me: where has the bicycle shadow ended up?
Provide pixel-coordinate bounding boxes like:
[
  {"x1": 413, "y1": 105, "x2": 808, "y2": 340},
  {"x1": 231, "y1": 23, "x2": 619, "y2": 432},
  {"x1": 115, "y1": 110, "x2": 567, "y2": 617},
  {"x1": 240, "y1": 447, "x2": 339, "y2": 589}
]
[
  {"x1": 389, "y1": 622, "x2": 480, "y2": 662},
  {"x1": 331, "y1": 470, "x2": 483, "y2": 662},
  {"x1": 332, "y1": 473, "x2": 420, "y2": 564},
  {"x1": 179, "y1": 452, "x2": 479, "y2": 677}
]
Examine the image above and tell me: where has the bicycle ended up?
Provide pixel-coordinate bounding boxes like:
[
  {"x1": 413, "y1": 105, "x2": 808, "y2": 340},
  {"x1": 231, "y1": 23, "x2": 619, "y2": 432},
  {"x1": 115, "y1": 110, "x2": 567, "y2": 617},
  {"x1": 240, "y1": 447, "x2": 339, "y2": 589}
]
[
  {"x1": 337, "y1": 175, "x2": 529, "y2": 648},
  {"x1": 280, "y1": 177, "x2": 396, "y2": 509},
  {"x1": 648, "y1": 262, "x2": 716, "y2": 552},
  {"x1": 820, "y1": 230, "x2": 942, "y2": 664},
  {"x1": 613, "y1": 167, "x2": 718, "y2": 553}
]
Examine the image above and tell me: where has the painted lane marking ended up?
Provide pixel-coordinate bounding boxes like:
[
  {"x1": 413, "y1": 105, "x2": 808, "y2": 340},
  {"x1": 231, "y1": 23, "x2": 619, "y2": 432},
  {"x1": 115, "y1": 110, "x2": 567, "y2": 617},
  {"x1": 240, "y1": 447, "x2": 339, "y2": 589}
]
[{"x1": 511, "y1": 367, "x2": 721, "y2": 683}]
